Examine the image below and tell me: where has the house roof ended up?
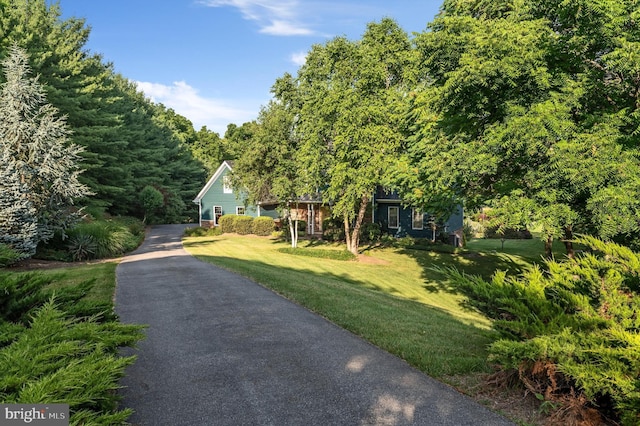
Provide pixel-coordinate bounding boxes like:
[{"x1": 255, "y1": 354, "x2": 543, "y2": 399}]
[{"x1": 193, "y1": 160, "x2": 234, "y2": 203}]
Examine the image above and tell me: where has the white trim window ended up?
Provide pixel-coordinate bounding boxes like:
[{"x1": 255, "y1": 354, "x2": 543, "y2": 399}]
[
  {"x1": 223, "y1": 175, "x2": 232, "y2": 194},
  {"x1": 236, "y1": 206, "x2": 245, "y2": 215},
  {"x1": 388, "y1": 206, "x2": 399, "y2": 229},
  {"x1": 214, "y1": 206, "x2": 223, "y2": 226},
  {"x1": 412, "y1": 208, "x2": 424, "y2": 230}
]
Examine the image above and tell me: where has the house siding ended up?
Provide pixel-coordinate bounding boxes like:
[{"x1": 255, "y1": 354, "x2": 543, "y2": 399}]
[
  {"x1": 196, "y1": 165, "x2": 258, "y2": 226},
  {"x1": 374, "y1": 202, "x2": 463, "y2": 241}
]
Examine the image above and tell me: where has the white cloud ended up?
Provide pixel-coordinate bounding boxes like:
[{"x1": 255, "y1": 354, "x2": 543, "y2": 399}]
[
  {"x1": 199, "y1": 0, "x2": 314, "y2": 36},
  {"x1": 261, "y1": 19, "x2": 313, "y2": 36},
  {"x1": 290, "y1": 51, "x2": 307, "y2": 66},
  {"x1": 136, "y1": 81, "x2": 259, "y2": 136}
]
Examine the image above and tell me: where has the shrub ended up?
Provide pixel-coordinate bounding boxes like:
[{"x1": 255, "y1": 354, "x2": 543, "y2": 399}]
[
  {"x1": 0, "y1": 271, "x2": 94, "y2": 326},
  {"x1": 359, "y1": 222, "x2": 381, "y2": 244},
  {"x1": 65, "y1": 218, "x2": 144, "y2": 260},
  {"x1": 234, "y1": 216, "x2": 254, "y2": 235},
  {"x1": 184, "y1": 226, "x2": 222, "y2": 237},
  {"x1": 218, "y1": 215, "x2": 236, "y2": 233},
  {"x1": 322, "y1": 217, "x2": 344, "y2": 242},
  {"x1": 67, "y1": 234, "x2": 97, "y2": 261},
  {"x1": 0, "y1": 244, "x2": 21, "y2": 267},
  {"x1": 443, "y1": 236, "x2": 640, "y2": 425},
  {"x1": 0, "y1": 268, "x2": 144, "y2": 424},
  {"x1": 252, "y1": 217, "x2": 275, "y2": 236},
  {"x1": 0, "y1": 301, "x2": 143, "y2": 423}
]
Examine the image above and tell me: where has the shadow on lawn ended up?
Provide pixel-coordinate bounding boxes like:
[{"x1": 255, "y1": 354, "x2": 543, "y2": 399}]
[{"x1": 395, "y1": 245, "x2": 530, "y2": 298}]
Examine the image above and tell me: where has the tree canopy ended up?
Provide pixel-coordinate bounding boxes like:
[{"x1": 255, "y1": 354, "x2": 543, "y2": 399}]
[
  {"x1": 294, "y1": 18, "x2": 415, "y2": 254},
  {"x1": 399, "y1": 0, "x2": 640, "y2": 256}
]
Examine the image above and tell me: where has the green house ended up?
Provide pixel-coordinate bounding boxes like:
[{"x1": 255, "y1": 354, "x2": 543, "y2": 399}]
[{"x1": 193, "y1": 161, "x2": 277, "y2": 227}]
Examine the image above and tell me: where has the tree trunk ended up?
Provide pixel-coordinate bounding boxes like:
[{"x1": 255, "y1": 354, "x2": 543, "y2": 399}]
[
  {"x1": 563, "y1": 225, "x2": 574, "y2": 259},
  {"x1": 544, "y1": 236, "x2": 554, "y2": 259},
  {"x1": 344, "y1": 214, "x2": 353, "y2": 253},
  {"x1": 285, "y1": 207, "x2": 298, "y2": 248},
  {"x1": 345, "y1": 195, "x2": 370, "y2": 255},
  {"x1": 292, "y1": 219, "x2": 298, "y2": 248}
]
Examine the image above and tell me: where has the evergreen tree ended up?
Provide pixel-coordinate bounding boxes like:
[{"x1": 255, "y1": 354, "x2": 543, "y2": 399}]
[
  {"x1": 0, "y1": 150, "x2": 38, "y2": 259},
  {"x1": 0, "y1": 45, "x2": 90, "y2": 252}
]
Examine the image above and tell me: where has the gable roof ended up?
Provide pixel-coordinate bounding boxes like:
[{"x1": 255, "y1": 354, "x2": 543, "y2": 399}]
[{"x1": 193, "y1": 160, "x2": 234, "y2": 203}]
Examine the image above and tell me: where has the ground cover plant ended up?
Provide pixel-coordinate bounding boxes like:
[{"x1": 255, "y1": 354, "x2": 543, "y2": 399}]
[
  {"x1": 443, "y1": 236, "x2": 640, "y2": 425},
  {"x1": 0, "y1": 263, "x2": 144, "y2": 423}
]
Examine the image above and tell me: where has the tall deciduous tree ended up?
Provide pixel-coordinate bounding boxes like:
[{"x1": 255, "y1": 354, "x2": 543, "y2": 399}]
[
  {"x1": 0, "y1": 45, "x2": 90, "y2": 255},
  {"x1": 404, "y1": 0, "x2": 640, "y2": 257},
  {"x1": 295, "y1": 18, "x2": 414, "y2": 254}
]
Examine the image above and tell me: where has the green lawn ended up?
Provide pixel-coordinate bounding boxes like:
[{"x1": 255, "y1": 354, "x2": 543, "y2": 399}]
[
  {"x1": 183, "y1": 235, "x2": 546, "y2": 378},
  {"x1": 37, "y1": 262, "x2": 119, "y2": 304},
  {"x1": 466, "y1": 237, "x2": 570, "y2": 263}
]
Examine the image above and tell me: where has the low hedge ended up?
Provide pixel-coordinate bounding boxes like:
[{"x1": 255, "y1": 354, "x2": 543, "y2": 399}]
[
  {"x1": 216, "y1": 215, "x2": 274, "y2": 236},
  {"x1": 218, "y1": 215, "x2": 237, "y2": 233},
  {"x1": 234, "y1": 216, "x2": 254, "y2": 235},
  {"x1": 252, "y1": 217, "x2": 275, "y2": 236}
]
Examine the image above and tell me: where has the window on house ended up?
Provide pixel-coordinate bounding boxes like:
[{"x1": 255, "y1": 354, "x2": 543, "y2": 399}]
[
  {"x1": 236, "y1": 206, "x2": 245, "y2": 215},
  {"x1": 388, "y1": 206, "x2": 399, "y2": 229},
  {"x1": 412, "y1": 208, "x2": 424, "y2": 230},
  {"x1": 214, "y1": 206, "x2": 223, "y2": 226},
  {"x1": 223, "y1": 175, "x2": 232, "y2": 194}
]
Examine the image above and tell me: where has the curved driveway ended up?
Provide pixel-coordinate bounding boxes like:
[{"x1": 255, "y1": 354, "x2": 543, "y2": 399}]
[{"x1": 116, "y1": 224, "x2": 513, "y2": 425}]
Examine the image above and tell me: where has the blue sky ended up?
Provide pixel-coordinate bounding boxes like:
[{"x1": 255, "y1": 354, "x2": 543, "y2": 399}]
[{"x1": 57, "y1": 1, "x2": 443, "y2": 136}]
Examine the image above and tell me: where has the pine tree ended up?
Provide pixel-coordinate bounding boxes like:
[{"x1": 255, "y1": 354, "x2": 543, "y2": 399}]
[{"x1": 0, "y1": 45, "x2": 91, "y2": 253}]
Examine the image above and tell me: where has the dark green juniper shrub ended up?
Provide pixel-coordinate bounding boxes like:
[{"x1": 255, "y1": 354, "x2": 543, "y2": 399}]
[
  {"x1": 0, "y1": 271, "x2": 144, "y2": 423},
  {"x1": 0, "y1": 301, "x2": 144, "y2": 423},
  {"x1": 0, "y1": 244, "x2": 21, "y2": 267},
  {"x1": 442, "y1": 236, "x2": 640, "y2": 425},
  {"x1": 0, "y1": 272, "x2": 95, "y2": 326}
]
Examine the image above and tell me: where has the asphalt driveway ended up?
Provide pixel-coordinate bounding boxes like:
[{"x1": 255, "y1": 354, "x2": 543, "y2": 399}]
[{"x1": 115, "y1": 224, "x2": 514, "y2": 425}]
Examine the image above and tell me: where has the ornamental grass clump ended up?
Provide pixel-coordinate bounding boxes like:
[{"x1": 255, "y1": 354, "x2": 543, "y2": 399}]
[{"x1": 442, "y1": 236, "x2": 640, "y2": 425}]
